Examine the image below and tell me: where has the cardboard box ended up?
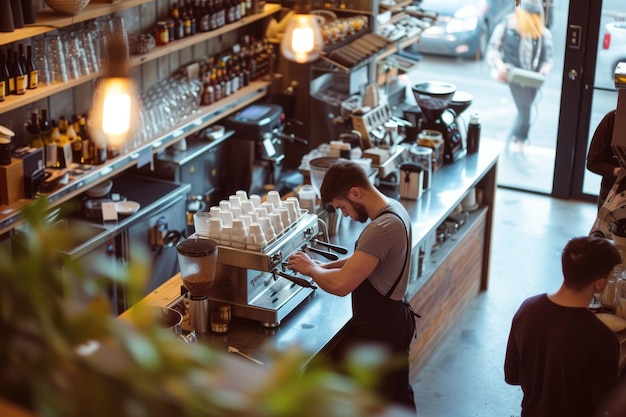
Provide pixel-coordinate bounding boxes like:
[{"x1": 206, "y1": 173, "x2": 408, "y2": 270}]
[
  {"x1": 0, "y1": 158, "x2": 25, "y2": 205},
  {"x1": 363, "y1": 147, "x2": 391, "y2": 165}
]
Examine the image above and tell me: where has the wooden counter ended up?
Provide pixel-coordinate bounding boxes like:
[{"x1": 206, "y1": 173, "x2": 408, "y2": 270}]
[{"x1": 124, "y1": 147, "x2": 499, "y2": 377}]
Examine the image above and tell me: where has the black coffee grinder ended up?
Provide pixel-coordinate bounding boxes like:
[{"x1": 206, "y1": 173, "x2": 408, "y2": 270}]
[{"x1": 412, "y1": 81, "x2": 466, "y2": 164}]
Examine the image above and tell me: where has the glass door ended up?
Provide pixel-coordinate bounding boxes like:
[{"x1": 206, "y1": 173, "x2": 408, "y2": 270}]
[
  {"x1": 577, "y1": 0, "x2": 622, "y2": 202},
  {"x1": 406, "y1": 0, "x2": 569, "y2": 194}
]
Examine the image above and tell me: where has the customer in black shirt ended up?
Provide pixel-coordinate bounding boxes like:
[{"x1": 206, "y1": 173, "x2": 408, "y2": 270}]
[
  {"x1": 504, "y1": 236, "x2": 621, "y2": 417},
  {"x1": 587, "y1": 109, "x2": 620, "y2": 210}
]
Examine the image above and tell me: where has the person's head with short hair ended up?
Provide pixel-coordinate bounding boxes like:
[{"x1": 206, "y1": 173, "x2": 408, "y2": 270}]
[
  {"x1": 561, "y1": 236, "x2": 621, "y2": 291},
  {"x1": 320, "y1": 160, "x2": 372, "y2": 204},
  {"x1": 320, "y1": 160, "x2": 375, "y2": 224}
]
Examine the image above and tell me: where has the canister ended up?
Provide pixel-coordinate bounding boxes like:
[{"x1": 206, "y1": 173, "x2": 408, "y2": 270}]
[
  {"x1": 0, "y1": 125, "x2": 15, "y2": 165},
  {"x1": 409, "y1": 144, "x2": 433, "y2": 190},
  {"x1": 399, "y1": 163, "x2": 423, "y2": 200}
]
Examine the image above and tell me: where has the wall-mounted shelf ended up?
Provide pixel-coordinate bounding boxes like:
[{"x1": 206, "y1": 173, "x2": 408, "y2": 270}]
[
  {"x1": 129, "y1": 4, "x2": 281, "y2": 67},
  {"x1": 0, "y1": 0, "x2": 153, "y2": 47},
  {"x1": 0, "y1": 4, "x2": 281, "y2": 114},
  {"x1": 0, "y1": 80, "x2": 270, "y2": 235}
]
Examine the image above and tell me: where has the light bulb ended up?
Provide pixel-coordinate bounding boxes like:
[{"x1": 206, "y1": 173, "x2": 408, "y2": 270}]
[
  {"x1": 280, "y1": 14, "x2": 323, "y2": 64},
  {"x1": 89, "y1": 77, "x2": 139, "y2": 153}
]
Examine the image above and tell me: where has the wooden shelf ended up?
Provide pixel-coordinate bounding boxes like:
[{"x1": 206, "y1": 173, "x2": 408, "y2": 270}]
[
  {"x1": 0, "y1": 80, "x2": 269, "y2": 235},
  {"x1": 0, "y1": 0, "x2": 152, "y2": 47},
  {"x1": 0, "y1": 73, "x2": 101, "y2": 113},
  {"x1": 0, "y1": 4, "x2": 281, "y2": 114},
  {"x1": 128, "y1": 4, "x2": 281, "y2": 67}
]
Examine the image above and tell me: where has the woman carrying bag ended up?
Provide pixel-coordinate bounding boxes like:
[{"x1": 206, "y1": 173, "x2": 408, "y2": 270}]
[{"x1": 486, "y1": 0, "x2": 554, "y2": 156}]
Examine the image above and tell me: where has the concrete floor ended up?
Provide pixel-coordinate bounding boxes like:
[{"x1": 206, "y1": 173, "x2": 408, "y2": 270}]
[{"x1": 410, "y1": 187, "x2": 599, "y2": 417}]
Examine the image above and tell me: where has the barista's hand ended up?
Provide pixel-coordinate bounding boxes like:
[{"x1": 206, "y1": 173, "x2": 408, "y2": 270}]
[{"x1": 287, "y1": 251, "x2": 317, "y2": 276}]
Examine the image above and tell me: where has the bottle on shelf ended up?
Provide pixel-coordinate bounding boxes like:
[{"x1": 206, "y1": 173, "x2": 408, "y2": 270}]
[
  {"x1": 39, "y1": 109, "x2": 51, "y2": 144},
  {"x1": 172, "y1": 1, "x2": 185, "y2": 40},
  {"x1": 40, "y1": 110, "x2": 57, "y2": 168},
  {"x1": 10, "y1": 49, "x2": 26, "y2": 95},
  {"x1": 78, "y1": 115, "x2": 92, "y2": 164},
  {"x1": 197, "y1": 0, "x2": 210, "y2": 32},
  {"x1": 28, "y1": 111, "x2": 43, "y2": 149},
  {"x1": 25, "y1": 44, "x2": 37, "y2": 90},
  {"x1": 21, "y1": 0, "x2": 36, "y2": 25},
  {"x1": 201, "y1": 67, "x2": 214, "y2": 106},
  {"x1": 239, "y1": 0, "x2": 246, "y2": 19},
  {"x1": 57, "y1": 116, "x2": 68, "y2": 134},
  {"x1": 10, "y1": 0, "x2": 24, "y2": 29},
  {"x1": 0, "y1": 49, "x2": 8, "y2": 101},
  {"x1": 68, "y1": 116, "x2": 82, "y2": 164},
  {"x1": 226, "y1": 0, "x2": 236, "y2": 24},
  {"x1": 208, "y1": 0, "x2": 218, "y2": 30},
  {"x1": 182, "y1": 8, "x2": 192, "y2": 37}
]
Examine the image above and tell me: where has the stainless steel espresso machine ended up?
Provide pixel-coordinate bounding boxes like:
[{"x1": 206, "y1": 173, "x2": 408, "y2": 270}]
[{"x1": 205, "y1": 212, "x2": 345, "y2": 327}]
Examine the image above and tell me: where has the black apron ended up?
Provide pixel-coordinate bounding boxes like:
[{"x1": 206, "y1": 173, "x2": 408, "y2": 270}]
[{"x1": 347, "y1": 210, "x2": 419, "y2": 410}]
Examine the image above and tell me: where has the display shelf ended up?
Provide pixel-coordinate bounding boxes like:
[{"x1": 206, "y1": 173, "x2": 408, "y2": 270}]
[
  {"x1": 0, "y1": 73, "x2": 101, "y2": 114},
  {"x1": 0, "y1": 0, "x2": 152, "y2": 47},
  {"x1": 128, "y1": 4, "x2": 281, "y2": 67},
  {"x1": 0, "y1": 80, "x2": 270, "y2": 235},
  {"x1": 0, "y1": 4, "x2": 281, "y2": 114}
]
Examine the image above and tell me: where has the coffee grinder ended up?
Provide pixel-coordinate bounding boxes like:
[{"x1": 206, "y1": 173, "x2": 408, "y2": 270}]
[
  {"x1": 412, "y1": 81, "x2": 466, "y2": 164},
  {"x1": 176, "y1": 238, "x2": 219, "y2": 333}
]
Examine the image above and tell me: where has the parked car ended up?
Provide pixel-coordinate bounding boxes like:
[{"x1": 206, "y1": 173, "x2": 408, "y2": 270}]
[
  {"x1": 594, "y1": 20, "x2": 626, "y2": 90},
  {"x1": 410, "y1": 0, "x2": 514, "y2": 60}
]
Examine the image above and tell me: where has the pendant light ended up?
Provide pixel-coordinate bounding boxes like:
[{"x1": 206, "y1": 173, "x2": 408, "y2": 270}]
[
  {"x1": 280, "y1": 0, "x2": 323, "y2": 64},
  {"x1": 88, "y1": 33, "x2": 140, "y2": 156}
]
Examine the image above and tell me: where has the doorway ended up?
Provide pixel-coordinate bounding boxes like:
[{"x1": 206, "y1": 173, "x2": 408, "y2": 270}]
[
  {"x1": 579, "y1": 0, "x2": 622, "y2": 201},
  {"x1": 407, "y1": 0, "x2": 569, "y2": 194}
]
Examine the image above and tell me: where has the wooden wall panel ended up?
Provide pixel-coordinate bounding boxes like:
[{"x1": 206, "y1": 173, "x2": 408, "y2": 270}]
[{"x1": 408, "y1": 211, "x2": 486, "y2": 380}]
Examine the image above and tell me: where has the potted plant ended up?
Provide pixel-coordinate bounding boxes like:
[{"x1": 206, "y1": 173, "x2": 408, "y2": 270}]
[{"x1": 0, "y1": 199, "x2": 400, "y2": 417}]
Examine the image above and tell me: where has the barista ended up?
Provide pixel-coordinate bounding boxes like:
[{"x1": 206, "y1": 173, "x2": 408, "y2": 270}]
[{"x1": 286, "y1": 160, "x2": 418, "y2": 412}]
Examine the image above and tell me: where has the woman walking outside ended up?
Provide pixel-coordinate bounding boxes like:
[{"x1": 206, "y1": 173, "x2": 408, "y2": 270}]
[{"x1": 486, "y1": 0, "x2": 554, "y2": 156}]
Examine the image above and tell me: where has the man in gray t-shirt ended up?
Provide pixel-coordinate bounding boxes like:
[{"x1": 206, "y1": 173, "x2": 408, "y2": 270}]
[{"x1": 287, "y1": 160, "x2": 417, "y2": 411}]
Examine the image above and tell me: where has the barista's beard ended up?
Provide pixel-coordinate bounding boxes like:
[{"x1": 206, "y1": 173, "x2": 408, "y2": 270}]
[{"x1": 352, "y1": 201, "x2": 369, "y2": 223}]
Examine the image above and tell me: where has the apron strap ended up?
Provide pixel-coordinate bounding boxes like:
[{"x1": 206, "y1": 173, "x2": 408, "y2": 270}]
[{"x1": 376, "y1": 210, "x2": 409, "y2": 298}]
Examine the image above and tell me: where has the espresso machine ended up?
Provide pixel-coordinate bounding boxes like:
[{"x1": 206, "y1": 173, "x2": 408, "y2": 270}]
[
  {"x1": 223, "y1": 104, "x2": 308, "y2": 196},
  {"x1": 412, "y1": 81, "x2": 467, "y2": 164},
  {"x1": 204, "y1": 212, "x2": 344, "y2": 327}
]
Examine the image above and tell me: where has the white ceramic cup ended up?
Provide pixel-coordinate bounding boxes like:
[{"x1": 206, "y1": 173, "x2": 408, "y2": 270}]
[
  {"x1": 262, "y1": 202, "x2": 275, "y2": 214},
  {"x1": 240, "y1": 214, "x2": 252, "y2": 229},
  {"x1": 219, "y1": 200, "x2": 232, "y2": 212},
  {"x1": 221, "y1": 210, "x2": 234, "y2": 227},
  {"x1": 208, "y1": 217, "x2": 223, "y2": 242},
  {"x1": 229, "y1": 195, "x2": 241, "y2": 209},
  {"x1": 284, "y1": 198, "x2": 300, "y2": 222},
  {"x1": 236, "y1": 190, "x2": 248, "y2": 201},
  {"x1": 241, "y1": 200, "x2": 256, "y2": 215},
  {"x1": 255, "y1": 207, "x2": 269, "y2": 218},
  {"x1": 258, "y1": 216, "x2": 276, "y2": 241},
  {"x1": 209, "y1": 206, "x2": 221, "y2": 218},
  {"x1": 230, "y1": 219, "x2": 247, "y2": 249},
  {"x1": 250, "y1": 194, "x2": 262, "y2": 208},
  {"x1": 267, "y1": 190, "x2": 282, "y2": 209},
  {"x1": 247, "y1": 222, "x2": 266, "y2": 251},
  {"x1": 268, "y1": 212, "x2": 284, "y2": 236},
  {"x1": 231, "y1": 207, "x2": 243, "y2": 219},
  {"x1": 276, "y1": 206, "x2": 291, "y2": 229},
  {"x1": 220, "y1": 224, "x2": 232, "y2": 246}
]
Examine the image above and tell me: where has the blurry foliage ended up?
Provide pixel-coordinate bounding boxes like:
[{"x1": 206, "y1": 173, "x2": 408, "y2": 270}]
[{"x1": 0, "y1": 199, "x2": 390, "y2": 417}]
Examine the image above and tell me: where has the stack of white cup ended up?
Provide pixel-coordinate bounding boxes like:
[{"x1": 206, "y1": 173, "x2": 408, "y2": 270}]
[{"x1": 195, "y1": 190, "x2": 303, "y2": 251}]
